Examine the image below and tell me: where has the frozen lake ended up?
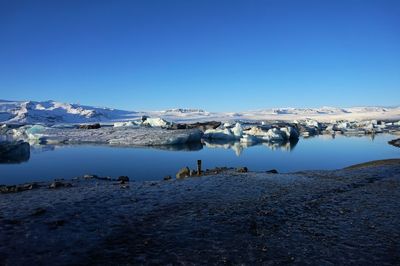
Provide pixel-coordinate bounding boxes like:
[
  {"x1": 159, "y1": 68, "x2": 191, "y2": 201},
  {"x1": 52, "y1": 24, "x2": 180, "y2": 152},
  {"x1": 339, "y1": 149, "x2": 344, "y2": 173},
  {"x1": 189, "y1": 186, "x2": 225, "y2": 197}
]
[{"x1": 0, "y1": 134, "x2": 399, "y2": 185}]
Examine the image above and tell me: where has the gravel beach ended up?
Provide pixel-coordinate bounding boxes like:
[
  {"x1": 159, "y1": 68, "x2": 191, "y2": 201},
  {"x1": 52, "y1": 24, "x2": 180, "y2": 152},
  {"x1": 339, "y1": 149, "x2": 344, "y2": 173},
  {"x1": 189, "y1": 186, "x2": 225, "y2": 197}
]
[{"x1": 1, "y1": 159, "x2": 400, "y2": 265}]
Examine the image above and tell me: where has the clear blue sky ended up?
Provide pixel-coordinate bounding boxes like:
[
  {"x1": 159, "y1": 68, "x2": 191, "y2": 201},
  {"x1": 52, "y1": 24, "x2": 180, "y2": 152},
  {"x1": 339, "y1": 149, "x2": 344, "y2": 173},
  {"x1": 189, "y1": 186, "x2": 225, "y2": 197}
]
[{"x1": 0, "y1": 0, "x2": 399, "y2": 111}]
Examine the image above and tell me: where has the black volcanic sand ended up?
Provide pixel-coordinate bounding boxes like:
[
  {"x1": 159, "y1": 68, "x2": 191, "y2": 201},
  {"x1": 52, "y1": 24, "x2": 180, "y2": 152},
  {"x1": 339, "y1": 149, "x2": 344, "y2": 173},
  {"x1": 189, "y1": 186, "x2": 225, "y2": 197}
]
[{"x1": 1, "y1": 159, "x2": 400, "y2": 265}]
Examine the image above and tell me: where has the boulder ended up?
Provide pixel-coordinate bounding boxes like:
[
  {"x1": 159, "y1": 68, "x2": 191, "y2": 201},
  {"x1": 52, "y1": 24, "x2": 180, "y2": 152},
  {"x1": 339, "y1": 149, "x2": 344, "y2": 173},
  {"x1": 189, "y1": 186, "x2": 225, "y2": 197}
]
[
  {"x1": 163, "y1": 175, "x2": 172, "y2": 181},
  {"x1": 0, "y1": 183, "x2": 38, "y2": 194},
  {"x1": 266, "y1": 169, "x2": 278, "y2": 174},
  {"x1": 49, "y1": 181, "x2": 72, "y2": 189},
  {"x1": 236, "y1": 167, "x2": 248, "y2": 173},
  {"x1": 189, "y1": 170, "x2": 196, "y2": 176},
  {"x1": 117, "y1": 176, "x2": 130, "y2": 183},
  {"x1": 176, "y1": 167, "x2": 190, "y2": 179}
]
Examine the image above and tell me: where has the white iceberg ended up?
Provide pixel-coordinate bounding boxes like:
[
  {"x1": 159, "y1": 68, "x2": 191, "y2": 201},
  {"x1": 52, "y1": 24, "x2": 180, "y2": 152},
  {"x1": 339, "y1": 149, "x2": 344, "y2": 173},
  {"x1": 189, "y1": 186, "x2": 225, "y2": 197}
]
[
  {"x1": 232, "y1": 123, "x2": 243, "y2": 138},
  {"x1": 264, "y1": 128, "x2": 285, "y2": 142},
  {"x1": 203, "y1": 128, "x2": 237, "y2": 140},
  {"x1": 223, "y1": 122, "x2": 232, "y2": 128},
  {"x1": 142, "y1": 117, "x2": 170, "y2": 127},
  {"x1": 337, "y1": 122, "x2": 350, "y2": 129},
  {"x1": 203, "y1": 122, "x2": 244, "y2": 140},
  {"x1": 280, "y1": 126, "x2": 299, "y2": 140},
  {"x1": 244, "y1": 127, "x2": 284, "y2": 142},
  {"x1": 113, "y1": 121, "x2": 137, "y2": 128},
  {"x1": 305, "y1": 119, "x2": 320, "y2": 129}
]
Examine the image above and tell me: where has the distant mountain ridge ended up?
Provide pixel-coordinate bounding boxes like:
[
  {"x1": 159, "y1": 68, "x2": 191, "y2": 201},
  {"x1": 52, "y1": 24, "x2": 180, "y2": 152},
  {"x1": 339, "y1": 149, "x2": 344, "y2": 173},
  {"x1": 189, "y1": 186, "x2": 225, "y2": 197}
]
[{"x1": 0, "y1": 99, "x2": 399, "y2": 124}]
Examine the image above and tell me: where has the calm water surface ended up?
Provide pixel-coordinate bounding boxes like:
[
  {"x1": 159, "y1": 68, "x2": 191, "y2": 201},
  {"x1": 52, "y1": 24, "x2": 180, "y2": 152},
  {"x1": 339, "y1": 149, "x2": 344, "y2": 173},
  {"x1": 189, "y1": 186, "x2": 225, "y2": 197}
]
[{"x1": 0, "y1": 134, "x2": 399, "y2": 185}]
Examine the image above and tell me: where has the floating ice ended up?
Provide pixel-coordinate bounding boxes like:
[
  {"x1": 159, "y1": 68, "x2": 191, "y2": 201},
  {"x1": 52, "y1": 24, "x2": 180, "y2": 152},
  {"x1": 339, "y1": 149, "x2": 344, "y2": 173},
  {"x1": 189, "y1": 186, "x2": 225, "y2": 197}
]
[
  {"x1": 113, "y1": 121, "x2": 137, "y2": 128},
  {"x1": 232, "y1": 123, "x2": 243, "y2": 138},
  {"x1": 305, "y1": 119, "x2": 320, "y2": 128},
  {"x1": 203, "y1": 128, "x2": 237, "y2": 140},
  {"x1": 280, "y1": 126, "x2": 299, "y2": 140},
  {"x1": 142, "y1": 117, "x2": 170, "y2": 127}
]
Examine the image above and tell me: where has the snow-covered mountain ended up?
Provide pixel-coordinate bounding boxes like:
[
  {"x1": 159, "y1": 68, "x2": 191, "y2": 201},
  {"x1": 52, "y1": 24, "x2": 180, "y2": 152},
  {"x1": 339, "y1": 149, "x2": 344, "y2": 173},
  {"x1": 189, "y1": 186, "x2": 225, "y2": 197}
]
[
  {"x1": 1, "y1": 99, "x2": 399, "y2": 124},
  {"x1": 0, "y1": 100, "x2": 139, "y2": 124}
]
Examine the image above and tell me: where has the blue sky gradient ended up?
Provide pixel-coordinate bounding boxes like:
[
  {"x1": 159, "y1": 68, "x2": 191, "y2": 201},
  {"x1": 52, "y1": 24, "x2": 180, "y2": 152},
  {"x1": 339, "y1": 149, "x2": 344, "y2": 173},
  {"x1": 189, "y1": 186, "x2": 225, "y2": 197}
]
[{"x1": 0, "y1": 0, "x2": 399, "y2": 111}]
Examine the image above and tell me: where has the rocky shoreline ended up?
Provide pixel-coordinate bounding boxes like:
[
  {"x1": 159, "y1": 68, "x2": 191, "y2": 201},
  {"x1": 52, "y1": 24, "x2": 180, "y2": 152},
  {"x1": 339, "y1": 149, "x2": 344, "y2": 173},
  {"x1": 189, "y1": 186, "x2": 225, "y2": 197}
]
[{"x1": 1, "y1": 159, "x2": 400, "y2": 265}]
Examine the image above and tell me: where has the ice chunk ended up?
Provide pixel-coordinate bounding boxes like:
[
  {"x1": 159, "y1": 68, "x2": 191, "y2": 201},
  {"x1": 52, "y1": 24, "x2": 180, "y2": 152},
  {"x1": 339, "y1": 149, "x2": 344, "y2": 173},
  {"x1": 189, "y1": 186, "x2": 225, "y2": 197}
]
[
  {"x1": 25, "y1": 126, "x2": 202, "y2": 146},
  {"x1": 142, "y1": 117, "x2": 170, "y2": 127},
  {"x1": 244, "y1": 126, "x2": 267, "y2": 138},
  {"x1": 113, "y1": 121, "x2": 137, "y2": 128},
  {"x1": 203, "y1": 128, "x2": 237, "y2": 140},
  {"x1": 265, "y1": 128, "x2": 285, "y2": 141},
  {"x1": 280, "y1": 126, "x2": 299, "y2": 140},
  {"x1": 244, "y1": 126, "x2": 285, "y2": 142},
  {"x1": 305, "y1": 119, "x2": 320, "y2": 129},
  {"x1": 232, "y1": 123, "x2": 243, "y2": 138},
  {"x1": 325, "y1": 124, "x2": 338, "y2": 132},
  {"x1": 223, "y1": 122, "x2": 232, "y2": 128},
  {"x1": 337, "y1": 122, "x2": 350, "y2": 129}
]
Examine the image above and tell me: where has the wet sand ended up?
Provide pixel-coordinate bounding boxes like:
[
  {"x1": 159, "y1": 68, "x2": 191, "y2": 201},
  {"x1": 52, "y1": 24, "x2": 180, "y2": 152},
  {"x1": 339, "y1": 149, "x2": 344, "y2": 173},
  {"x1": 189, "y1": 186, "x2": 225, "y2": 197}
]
[{"x1": 1, "y1": 159, "x2": 400, "y2": 265}]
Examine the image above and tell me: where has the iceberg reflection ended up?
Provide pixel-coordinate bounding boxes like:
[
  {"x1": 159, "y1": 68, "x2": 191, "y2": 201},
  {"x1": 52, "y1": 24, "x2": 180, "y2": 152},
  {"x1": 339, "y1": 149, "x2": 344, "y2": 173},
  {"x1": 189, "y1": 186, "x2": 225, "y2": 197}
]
[{"x1": 202, "y1": 138, "x2": 298, "y2": 156}]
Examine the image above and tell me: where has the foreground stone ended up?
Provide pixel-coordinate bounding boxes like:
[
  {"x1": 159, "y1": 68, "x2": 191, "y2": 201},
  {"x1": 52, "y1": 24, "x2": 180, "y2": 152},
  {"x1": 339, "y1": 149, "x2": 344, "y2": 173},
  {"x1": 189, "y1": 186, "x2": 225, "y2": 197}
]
[
  {"x1": 176, "y1": 167, "x2": 190, "y2": 179},
  {"x1": 0, "y1": 160, "x2": 400, "y2": 265}
]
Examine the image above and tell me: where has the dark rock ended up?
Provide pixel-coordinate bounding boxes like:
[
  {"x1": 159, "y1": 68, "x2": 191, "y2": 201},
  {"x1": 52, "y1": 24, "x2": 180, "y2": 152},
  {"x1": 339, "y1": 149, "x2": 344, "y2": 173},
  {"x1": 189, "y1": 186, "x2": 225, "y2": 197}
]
[
  {"x1": 117, "y1": 176, "x2": 130, "y2": 183},
  {"x1": 190, "y1": 170, "x2": 197, "y2": 176},
  {"x1": 49, "y1": 181, "x2": 71, "y2": 189},
  {"x1": 168, "y1": 121, "x2": 221, "y2": 132},
  {"x1": 141, "y1": 115, "x2": 149, "y2": 122},
  {"x1": 176, "y1": 167, "x2": 190, "y2": 179},
  {"x1": 78, "y1": 123, "x2": 101, "y2": 129},
  {"x1": 236, "y1": 167, "x2": 248, "y2": 173},
  {"x1": 0, "y1": 140, "x2": 30, "y2": 163},
  {"x1": 204, "y1": 167, "x2": 230, "y2": 175},
  {"x1": 266, "y1": 169, "x2": 279, "y2": 174},
  {"x1": 163, "y1": 175, "x2": 172, "y2": 181},
  {"x1": 0, "y1": 183, "x2": 39, "y2": 194},
  {"x1": 0, "y1": 185, "x2": 16, "y2": 193}
]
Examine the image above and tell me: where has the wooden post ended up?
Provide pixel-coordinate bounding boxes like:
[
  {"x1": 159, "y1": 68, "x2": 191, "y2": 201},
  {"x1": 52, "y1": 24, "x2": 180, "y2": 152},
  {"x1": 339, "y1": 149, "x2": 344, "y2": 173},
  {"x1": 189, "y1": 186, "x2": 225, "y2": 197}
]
[{"x1": 197, "y1": 160, "x2": 202, "y2": 176}]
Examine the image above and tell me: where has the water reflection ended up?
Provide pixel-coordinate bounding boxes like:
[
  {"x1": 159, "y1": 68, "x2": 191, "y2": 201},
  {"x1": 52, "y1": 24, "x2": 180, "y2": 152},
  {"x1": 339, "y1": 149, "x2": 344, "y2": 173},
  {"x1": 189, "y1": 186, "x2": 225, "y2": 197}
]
[
  {"x1": 202, "y1": 139, "x2": 298, "y2": 156},
  {"x1": 0, "y1": 134, "x2": 398, "y2": 185},
  {"x1": 0, "y1": 142, "x2": 30, "y2": 164},
  {"x1": 27, "y1": 139, "x2": 297, "y2": 157}
]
